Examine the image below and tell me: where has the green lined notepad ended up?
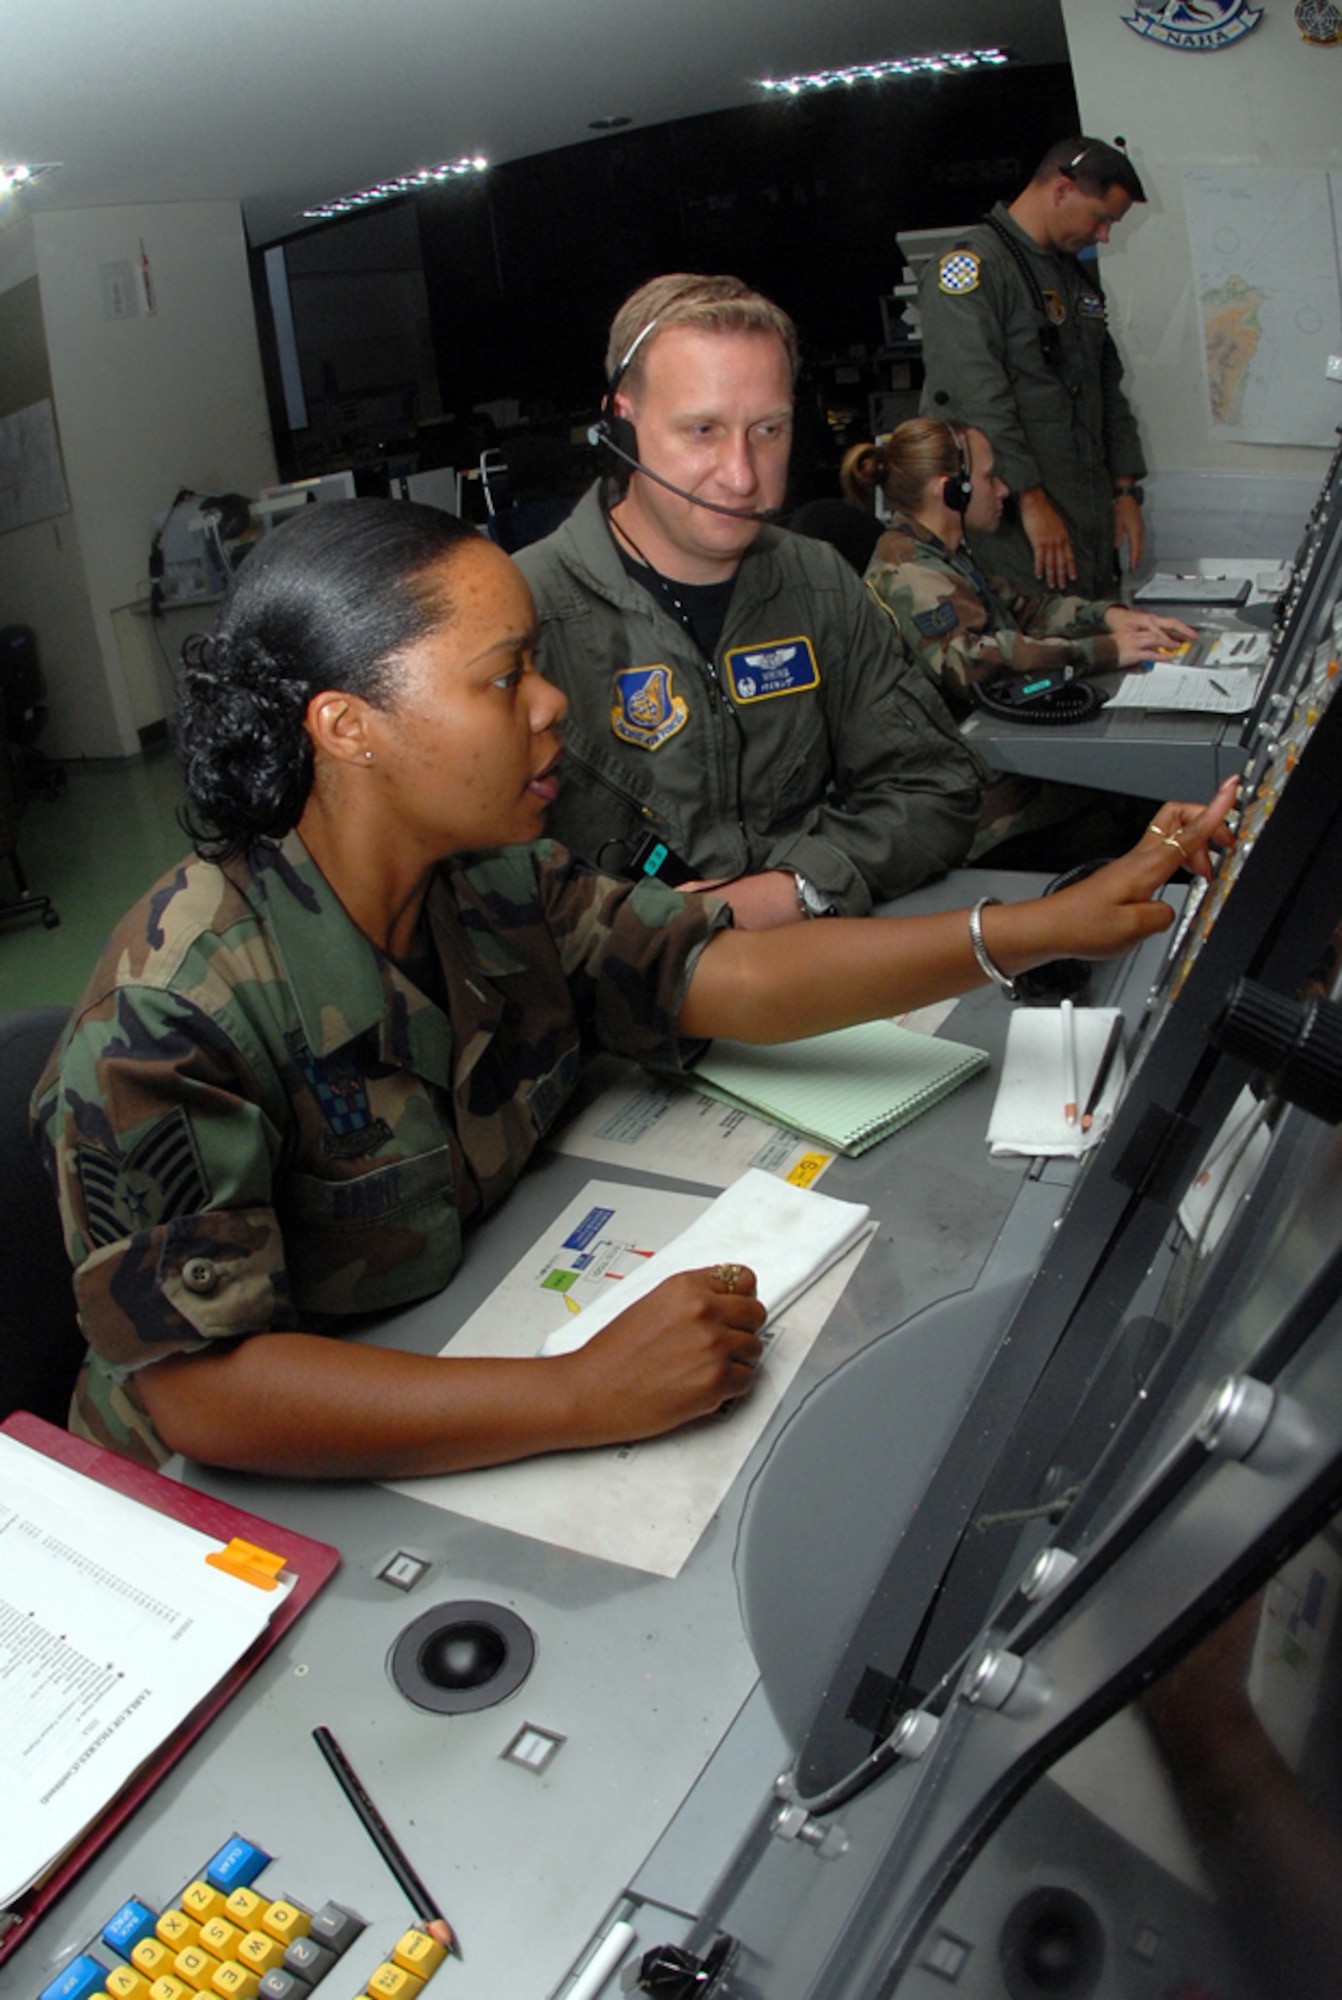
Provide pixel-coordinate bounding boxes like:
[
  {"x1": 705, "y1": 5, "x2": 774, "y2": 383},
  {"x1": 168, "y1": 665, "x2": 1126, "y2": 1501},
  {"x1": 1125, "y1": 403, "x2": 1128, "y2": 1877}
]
[{"x1": 690, "y1": 1021, "x2": 990, "y2": 1156}]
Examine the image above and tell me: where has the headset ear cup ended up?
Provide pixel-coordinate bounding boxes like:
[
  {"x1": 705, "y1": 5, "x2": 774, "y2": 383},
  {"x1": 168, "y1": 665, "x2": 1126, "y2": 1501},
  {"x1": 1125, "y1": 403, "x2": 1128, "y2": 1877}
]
[
  {"x1": 608, "y1": 412, "x2": 638, "y2": 465},
  {"x1": 942, "y1": 474, "x2": 971, "y2": 515}
]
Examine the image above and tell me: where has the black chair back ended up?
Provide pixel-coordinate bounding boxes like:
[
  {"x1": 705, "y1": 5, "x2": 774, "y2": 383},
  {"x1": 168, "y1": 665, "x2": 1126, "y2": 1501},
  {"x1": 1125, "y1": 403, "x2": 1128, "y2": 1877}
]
[{"x1": 0, "y1": 1008, "x2": 84, "y2": 1426}]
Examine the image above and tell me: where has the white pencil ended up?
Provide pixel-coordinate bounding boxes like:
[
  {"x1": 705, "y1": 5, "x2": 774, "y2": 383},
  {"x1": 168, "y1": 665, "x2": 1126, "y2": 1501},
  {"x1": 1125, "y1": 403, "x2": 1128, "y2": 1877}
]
[{"x1": 1061, "y1": 999, "x2": 1078, "y2": 1128}]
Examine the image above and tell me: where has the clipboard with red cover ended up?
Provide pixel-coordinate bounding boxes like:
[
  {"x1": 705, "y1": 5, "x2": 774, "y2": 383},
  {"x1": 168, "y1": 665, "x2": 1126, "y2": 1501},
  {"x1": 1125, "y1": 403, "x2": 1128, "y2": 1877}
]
[{"x1": 0, "y1": 1411, "x2": 340, "y2": 1964}]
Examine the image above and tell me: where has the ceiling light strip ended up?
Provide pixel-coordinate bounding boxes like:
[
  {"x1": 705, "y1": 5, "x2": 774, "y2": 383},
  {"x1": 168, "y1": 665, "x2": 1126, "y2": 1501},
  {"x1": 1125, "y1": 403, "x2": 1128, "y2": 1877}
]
[
  {"x1": 0, "y1": 162, "x2": 61, "y2": 196},
  {"x1": 759, "y1": 48, "x2": 1011, "y2": 96},
  {"x1": 302, "y1": 155, "x2": 487, "y2": 221}
]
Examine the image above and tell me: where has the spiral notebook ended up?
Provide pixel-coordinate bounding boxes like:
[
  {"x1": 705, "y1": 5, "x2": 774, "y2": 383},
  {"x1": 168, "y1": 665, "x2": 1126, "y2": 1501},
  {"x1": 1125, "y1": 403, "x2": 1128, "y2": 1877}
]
[{"x1": 690, "y1": 1020, "x2": 989, "y2": 1156}]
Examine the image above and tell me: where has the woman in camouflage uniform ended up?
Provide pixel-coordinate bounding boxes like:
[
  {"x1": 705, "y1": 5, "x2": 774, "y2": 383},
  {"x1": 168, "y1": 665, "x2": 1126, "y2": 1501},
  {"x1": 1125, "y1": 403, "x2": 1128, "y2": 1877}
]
[
  {"x1": 863, "y1": 419, "x2": 1195, "y2": 867},
  {"x1": 35, "y1": 500, "x2": 1232, "y2": 1478},
  {"x1": 864, "y1": 419, "x2": 1193, "y2": 720}
]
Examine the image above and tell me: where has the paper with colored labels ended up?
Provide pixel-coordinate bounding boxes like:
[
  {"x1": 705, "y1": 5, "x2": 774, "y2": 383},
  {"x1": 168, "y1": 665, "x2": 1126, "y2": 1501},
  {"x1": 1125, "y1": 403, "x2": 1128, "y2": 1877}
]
[
  {"x1": 549, "y1": 1057, "x2": 834, "y2": 1190},
  {"x1": 389, "y1": 1177, "x2": 874, "y2": 1576},
  {"x1": 549, "y1": 1005, "x2": 958, "y2": 1191}
]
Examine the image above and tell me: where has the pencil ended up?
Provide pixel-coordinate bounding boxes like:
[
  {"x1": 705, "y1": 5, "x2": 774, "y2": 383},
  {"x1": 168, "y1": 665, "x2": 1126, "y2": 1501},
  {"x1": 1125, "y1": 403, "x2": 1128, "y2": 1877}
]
[
  {"x1": 1080, "y1": 1015, "x2": 1126, "y2": 1132},
  {"x1": 312, "y1": 1725, "x2": 458, "y2": 1955},
  {"x1": 1061, "y1": 999, "x2": 1078, "y2": 1128}
]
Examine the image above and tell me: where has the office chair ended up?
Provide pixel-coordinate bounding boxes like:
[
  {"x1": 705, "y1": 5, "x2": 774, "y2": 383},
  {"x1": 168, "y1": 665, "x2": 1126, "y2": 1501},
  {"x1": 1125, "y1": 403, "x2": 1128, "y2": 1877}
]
[
  {"x1": 0, "y1": 1007, "x2": 85, "y2": 1426},
  {"x1": 0, "y1": 632, "x2": 61, "y2": 931},
  {"x1": 785, "y1": 498, "x2": 884, "y2": 575},
  {"x1": 479, "y1": 436, "x2": 595, "y2": 553}
]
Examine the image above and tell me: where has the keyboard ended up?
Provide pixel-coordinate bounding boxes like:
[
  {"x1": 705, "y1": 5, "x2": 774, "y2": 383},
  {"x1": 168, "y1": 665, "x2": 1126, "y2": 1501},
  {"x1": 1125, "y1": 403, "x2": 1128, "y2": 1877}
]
[{"x1": 33, "y1": 1835, "x2": 448, "y2": 2000}]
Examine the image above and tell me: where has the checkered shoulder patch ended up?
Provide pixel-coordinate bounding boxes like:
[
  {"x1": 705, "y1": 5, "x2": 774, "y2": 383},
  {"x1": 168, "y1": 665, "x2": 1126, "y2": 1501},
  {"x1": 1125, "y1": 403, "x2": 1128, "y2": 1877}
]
[{"x1": 938, "y1": 250, "x2": 982, "y2": 296}]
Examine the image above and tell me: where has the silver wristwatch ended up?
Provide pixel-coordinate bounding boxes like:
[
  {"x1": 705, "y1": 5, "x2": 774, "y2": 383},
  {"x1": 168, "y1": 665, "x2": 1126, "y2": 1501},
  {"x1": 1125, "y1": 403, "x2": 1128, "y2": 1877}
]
[{"x1": 793, "y1": 871, "x2": 837, "y2": 919}]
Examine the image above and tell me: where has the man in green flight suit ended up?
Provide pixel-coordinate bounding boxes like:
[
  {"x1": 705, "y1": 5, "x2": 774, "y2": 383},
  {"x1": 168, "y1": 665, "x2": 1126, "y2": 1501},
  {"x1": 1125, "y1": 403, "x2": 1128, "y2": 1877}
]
[
  {"x1": 917, "y1": 137, "x2": 1148, "y2": 602},
  {"x1": 517, "y1": 273, "x2": 984, "y2": 929}
]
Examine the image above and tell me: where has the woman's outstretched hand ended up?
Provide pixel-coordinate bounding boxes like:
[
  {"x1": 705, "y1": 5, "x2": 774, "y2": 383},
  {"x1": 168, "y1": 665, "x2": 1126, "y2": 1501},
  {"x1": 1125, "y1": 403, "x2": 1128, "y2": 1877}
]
[
  {"x1": 1037, "y1": 775, "x2": 1238, "y2": 961},
  {"x1": 560, "y1": 1263, "x2": 767, "y2": 1445}
]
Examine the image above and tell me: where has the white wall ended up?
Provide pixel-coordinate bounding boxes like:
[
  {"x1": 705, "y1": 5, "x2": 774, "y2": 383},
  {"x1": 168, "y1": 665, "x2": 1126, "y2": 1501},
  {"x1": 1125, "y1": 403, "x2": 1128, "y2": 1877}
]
[
  {"x1": 33, "y1": 201, "x2": 278, "y2": 758},
  {"x1": 1061, "y1": 1, "x2": 1341, "y2": 489},
  {"x1": 0, "y1": 214, "x2": 112, "y2": 758}
]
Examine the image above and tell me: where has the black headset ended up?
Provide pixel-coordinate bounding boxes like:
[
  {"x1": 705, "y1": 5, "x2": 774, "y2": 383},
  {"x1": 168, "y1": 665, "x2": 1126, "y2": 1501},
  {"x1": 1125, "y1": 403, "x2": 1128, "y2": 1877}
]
[
  {"x1": 588, "y1": 318, "x2": 660, "y2": 476},
  {"x1": 941, "y1": 422, "x2": 974, "y2": 515}
]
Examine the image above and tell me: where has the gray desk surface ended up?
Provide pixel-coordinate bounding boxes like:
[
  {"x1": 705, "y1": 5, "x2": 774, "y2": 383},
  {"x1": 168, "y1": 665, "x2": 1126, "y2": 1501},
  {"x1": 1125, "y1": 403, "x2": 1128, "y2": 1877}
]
[
  {"x1": 7, "y1": 873, "x2": 1172, "y2": 2000},
  {"x1": 961, "y1": 593, "x2": 1273, "y2": 800}
]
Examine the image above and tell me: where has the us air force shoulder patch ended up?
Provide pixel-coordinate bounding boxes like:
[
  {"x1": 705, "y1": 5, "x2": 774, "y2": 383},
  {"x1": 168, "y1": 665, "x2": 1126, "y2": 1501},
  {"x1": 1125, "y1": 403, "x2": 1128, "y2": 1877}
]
[
  {"x1": 723, "y1": 637, "x2": 820, "y2": 702},
  {"x1": 77, "y1": 1107, "x2": 210, "y2": 1246},
  {"x1": 913, "y1": 602, "x2": 960, "y2": 640},
  {"x1": 1042, "y1": 290, "x2": 1068, "y2": 327},
  {"x1": 938, "y1": 250, "x2": 981, "y2": 295},
  {"x1": 611, "y1": 665, "x2": 689, "y2": 749}
]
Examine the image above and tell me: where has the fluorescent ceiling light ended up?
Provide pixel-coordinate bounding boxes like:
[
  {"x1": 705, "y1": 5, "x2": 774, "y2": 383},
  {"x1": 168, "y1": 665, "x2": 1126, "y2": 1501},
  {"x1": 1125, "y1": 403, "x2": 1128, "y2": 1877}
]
[
  {"x1": 302, "y1": 155, "x2": 487, "y2": 221},
  {"x1": 0, "y1": 162, "x2": 61, "y2": 196},
  {"x1": 759, "y1": 48, "x2": 1011, "y2": 95}
]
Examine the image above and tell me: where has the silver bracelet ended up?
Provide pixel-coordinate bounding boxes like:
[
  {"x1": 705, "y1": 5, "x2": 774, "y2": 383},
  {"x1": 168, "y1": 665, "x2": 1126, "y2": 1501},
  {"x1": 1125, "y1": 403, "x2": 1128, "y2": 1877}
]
[{"x1": 969, "y1": 896, "x2": 1019, "y2": 1000}]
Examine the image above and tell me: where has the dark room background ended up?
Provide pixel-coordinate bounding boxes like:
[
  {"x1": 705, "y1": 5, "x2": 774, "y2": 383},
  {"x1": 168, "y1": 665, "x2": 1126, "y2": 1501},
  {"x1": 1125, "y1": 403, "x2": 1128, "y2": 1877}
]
[{"x1": 255, "y1": 60, "x2": 1080, "y2": 496}]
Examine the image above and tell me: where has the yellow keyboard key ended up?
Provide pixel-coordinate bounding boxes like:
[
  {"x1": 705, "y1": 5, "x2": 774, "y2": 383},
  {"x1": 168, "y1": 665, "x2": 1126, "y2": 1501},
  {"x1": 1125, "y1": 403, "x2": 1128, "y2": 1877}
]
[
  {"x1": 106, "y1": 1968, "x2": 153, "y2": 2000},
  {"x1": 155, "y1": 1911, "x2": 199, "y2": 1950},
  {"x1": 181, "y1": 1881, "x2": 227, "y2": 1924},
  {"x1": 174, "y1": 1943, "x2": 221, "y2": 1986},
  {"x1": 130, "y1": 1941, "x2": 174, "y2": 1980},
  {"x1": 392, "y1": 1931, "x2": 447, "y2": 1978},
  {"x1": 365, "y1": 1963, "x2": 425, "y2": 2000},
  {"x1": 210, "y1": 1964, "x2": 260, "y2": 2000},
  {"x1": 199, "y1": 1918, "x2": 245, "y2": 1961},
  {"x1": 147, "y1": 1979, "x2": 195, "y2": 2000},
  {"x1": 258, "y1": 1900, "x2": 310, "y2": 1947},
  {"x1": 236, "y1": 1931, "x2": 284, "y2": 1974},
  {"x1": 223, "y1": 1889, "x2": 266, "y2": 1930}
]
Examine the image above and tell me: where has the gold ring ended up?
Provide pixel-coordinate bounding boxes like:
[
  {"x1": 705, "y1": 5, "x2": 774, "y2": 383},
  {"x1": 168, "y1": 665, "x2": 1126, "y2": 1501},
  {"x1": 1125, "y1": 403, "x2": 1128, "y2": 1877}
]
[
  {"x1": 1148, "y1": 819, "x2": 1187, "y2": 857},
  {"x1": 712, "y1": 1262, "x2": 742, "y2": 1292}
]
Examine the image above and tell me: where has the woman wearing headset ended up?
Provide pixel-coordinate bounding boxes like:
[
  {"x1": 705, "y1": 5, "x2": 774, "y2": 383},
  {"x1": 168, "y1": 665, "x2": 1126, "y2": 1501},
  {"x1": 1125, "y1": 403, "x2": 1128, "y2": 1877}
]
[
  {"x1": 862, "y1": 419, "x2": 1195, "y2": 865},
  {"x1": 863, "y1": 418, "x2": 1193, "y2": 719}
]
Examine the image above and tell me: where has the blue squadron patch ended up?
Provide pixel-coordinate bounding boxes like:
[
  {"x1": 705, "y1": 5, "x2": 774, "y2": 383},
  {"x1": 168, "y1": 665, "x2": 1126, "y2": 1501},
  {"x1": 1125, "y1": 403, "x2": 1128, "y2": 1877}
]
[
  {"x1": 292, "y1": 1042, "x2": 393, "y2": 1159},
  {"x1": 913, "y1": 602, "x2": 960, "y2": 640},
  {"x1": 610, "y1": 665, "x2": 690, "y2": 749},
  {"x1": 938, "y1": 250, "x2": 981, "y2": 295},
  {"x1": 77, "y1": 1108, "x2": 210, "y2": 1247},
  {"x1": 1077, "y1": 293, "x2": 1107, "y2": 320},
  {"x1": 723, "y1": 636, "x2": 820, "y2": 702}
]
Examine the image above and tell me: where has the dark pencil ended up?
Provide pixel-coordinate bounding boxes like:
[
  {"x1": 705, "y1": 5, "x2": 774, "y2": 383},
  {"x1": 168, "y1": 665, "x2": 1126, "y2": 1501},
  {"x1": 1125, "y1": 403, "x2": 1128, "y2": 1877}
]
[
  {"x1": 312, "y1": 1725, "x2": 458, "y2": 1955},
  {"x1": 1080, "y1": 1016, "x2": 1126, "y2": 1132}
]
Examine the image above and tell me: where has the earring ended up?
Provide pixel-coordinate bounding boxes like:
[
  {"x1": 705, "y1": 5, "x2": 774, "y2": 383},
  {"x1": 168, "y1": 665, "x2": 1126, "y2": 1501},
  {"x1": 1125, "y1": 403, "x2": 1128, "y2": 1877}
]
[{"x1": 364, "y1": 750, "x2": 374, "y2": 764}]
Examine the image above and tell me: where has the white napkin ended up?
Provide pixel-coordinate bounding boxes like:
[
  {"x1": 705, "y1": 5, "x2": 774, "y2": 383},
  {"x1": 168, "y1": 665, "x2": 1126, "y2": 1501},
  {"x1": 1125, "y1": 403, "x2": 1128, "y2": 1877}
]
[
  {"x1": 539, "y1": 1167, "x2": 872, "y2": 1356},
  {"x1": 986, "y1": 1007, "x2": 1127, "y2": 1159}
]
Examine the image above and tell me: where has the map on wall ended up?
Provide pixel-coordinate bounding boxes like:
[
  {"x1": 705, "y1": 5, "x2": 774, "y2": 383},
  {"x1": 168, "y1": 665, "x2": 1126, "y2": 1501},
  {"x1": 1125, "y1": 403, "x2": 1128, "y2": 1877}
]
[
  {"x1": 0, "y1": 398, "x2": 70, "y2": 534},
  {"x1": 1184, "y1": 167, "x2": 1342, "y2": 447}
]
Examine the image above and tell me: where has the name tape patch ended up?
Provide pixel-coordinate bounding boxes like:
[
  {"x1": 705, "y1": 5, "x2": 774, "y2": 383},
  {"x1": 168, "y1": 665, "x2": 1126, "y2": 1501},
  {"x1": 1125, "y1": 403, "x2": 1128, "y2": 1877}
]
[{"x1": 724, "y1": 636, "x2": 820, "y2": 703}]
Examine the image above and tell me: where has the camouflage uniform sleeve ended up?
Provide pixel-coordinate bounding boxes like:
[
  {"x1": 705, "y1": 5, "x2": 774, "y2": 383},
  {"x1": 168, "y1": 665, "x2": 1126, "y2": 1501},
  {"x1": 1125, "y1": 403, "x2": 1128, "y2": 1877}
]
[
  {"x1": 531, "y1": 844, "x2": 733, "y2": 1064},
  {"x1": 32, "y1": 983, "x2": 303, "y2": 1399},
  {"x1": 990, "y1": 579, "x2": 1122, "y2": 667},
  {"x1": 865, "y1": 551, "x2": 1123, "y2": 713}
]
